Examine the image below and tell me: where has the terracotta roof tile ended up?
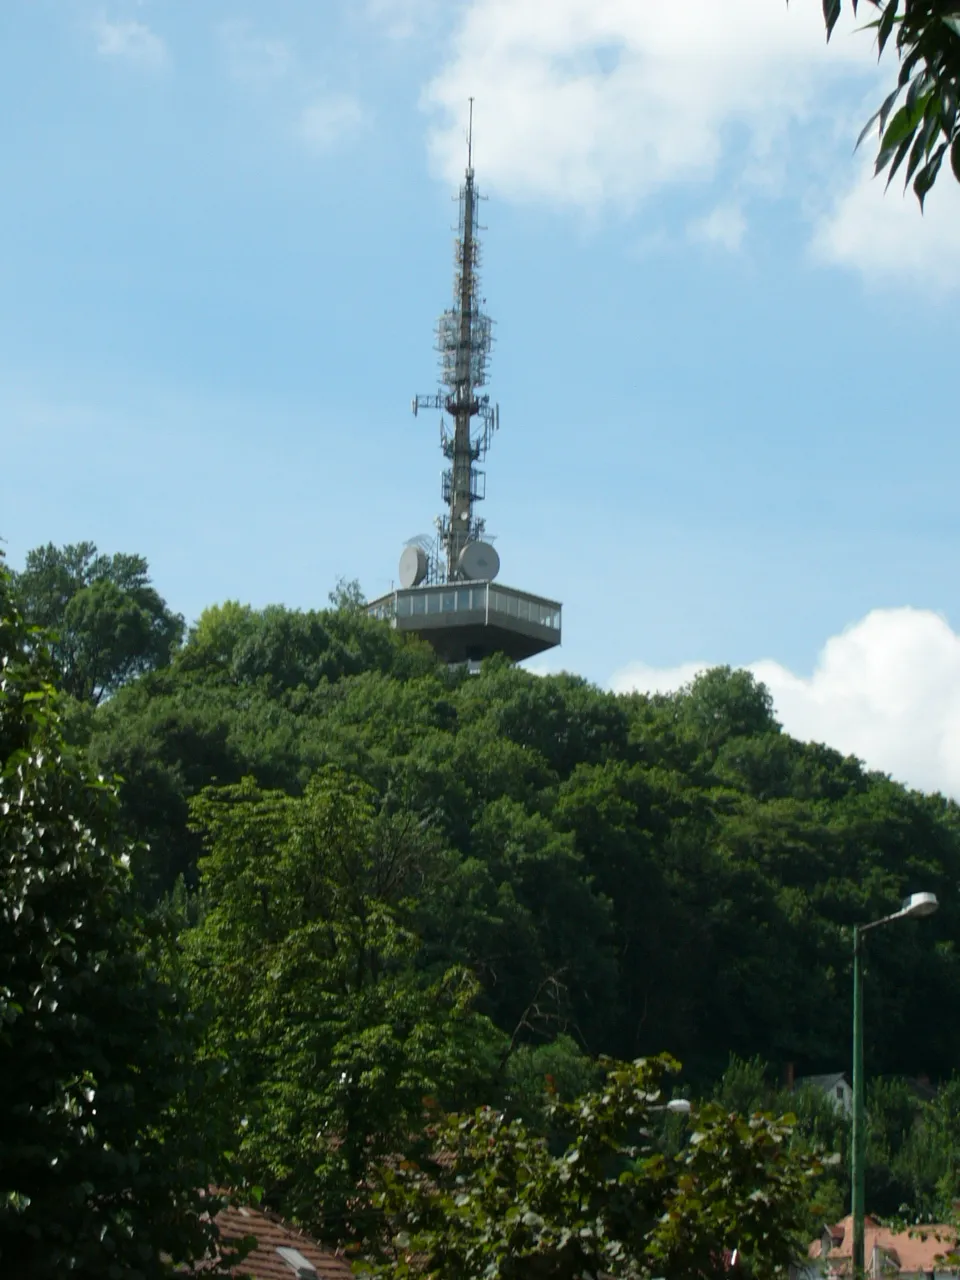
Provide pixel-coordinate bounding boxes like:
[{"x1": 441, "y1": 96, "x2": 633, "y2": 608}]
[
  {"x1": 199, "y1": 1204, "x2": 354, "y2": 1280},
  {"x1": 811, "y1": 1215, "x2": 957, "y2": 1274}
]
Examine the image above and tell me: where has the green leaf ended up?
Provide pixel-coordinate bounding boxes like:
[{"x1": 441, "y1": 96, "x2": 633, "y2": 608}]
[
  {"x1": 904, "y1": 126, "x2": 929, "y2": 187},
  {"x1": 914, "y1": 142, "x2": 947, "y2": 209},
  {"x1": 855, "y1": 107, "x2": 882, "y2": 151},
  {"x1": 951, "y1": 134, "x2": 960, "y2": 184},
  {"x1": 877, "y1": 86, "x2": 902, "y2": 139},
  {"x1": 877, "y1": 0, "x2": 900, "y2": 57},
  {"x1": 904, "y1": 69, "x2": 929, "y2": 116},
  {"x1": 880, "y1": 100, "x2": 925, "y2": 153}
]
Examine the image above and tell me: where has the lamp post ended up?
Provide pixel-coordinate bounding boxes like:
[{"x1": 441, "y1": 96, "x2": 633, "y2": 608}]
[
  {"x1": 851, "y1": 891, "x2": 938, "y2": 1278},
  {"x1": 652, "y1": 1099, "x2": 692, "y2": 1115}
]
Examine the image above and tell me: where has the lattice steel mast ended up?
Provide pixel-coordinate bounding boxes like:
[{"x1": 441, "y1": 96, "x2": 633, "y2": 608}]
[
  {"x1": 413, "y1": 99, "x2": 498, "y2": 581},
  {"x1": 367, "y1": 100, "x2": 561, "y2": 665}
]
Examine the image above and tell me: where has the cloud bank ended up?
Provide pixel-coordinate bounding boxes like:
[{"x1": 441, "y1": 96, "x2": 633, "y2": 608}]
[
  {"x1": 811, "y1": 159, "x2": 960, "y2": 293},
  {"x1": 422, "y1": 0, "x2": 874, "y2": 209},
  {"x1": 611, "y1": 608, "x2": 960, "y2": 799},
  {"x1": 417, "y1": 0, "x2": 960, "y2": 289}
]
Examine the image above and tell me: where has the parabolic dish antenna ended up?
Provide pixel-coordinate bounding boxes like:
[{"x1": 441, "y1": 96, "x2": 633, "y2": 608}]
[
  {"x1": 458, "y1": 540, "x2": 500, "y2": 582},
  {"x1": 399, "y1": 544, "x2": 429, "y2": 588}
]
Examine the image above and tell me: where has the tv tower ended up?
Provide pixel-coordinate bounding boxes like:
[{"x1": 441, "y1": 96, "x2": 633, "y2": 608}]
[
  {"x1": 367, "y1": 102, "x2": 562, "y2": 667},
  {"x1": 415, "y1": 98, "x2": 497, "y2": 581}
]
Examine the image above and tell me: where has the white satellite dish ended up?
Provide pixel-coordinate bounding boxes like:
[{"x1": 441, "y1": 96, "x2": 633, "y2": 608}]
[
  {"x1": 399, "y1": 544, "x2": 428, "y2": 588},
  {"x1": 458, "y1": 540, "x2": 500, "y2": 582}
]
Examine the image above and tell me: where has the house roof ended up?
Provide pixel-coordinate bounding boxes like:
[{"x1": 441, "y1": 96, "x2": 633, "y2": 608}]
[
  {"x1": 198, "y1": 1203, "x2": 354, "y2": 1280},
  {"x1": 811, "y1": 1215, "x2": 957, "y2": 1274},
  {"x1": 796, "y1": 1073, "x2": 849, "y2": 1091}
]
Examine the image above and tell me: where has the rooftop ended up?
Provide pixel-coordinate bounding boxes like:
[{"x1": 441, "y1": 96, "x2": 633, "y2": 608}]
[
  {"x1": 811, "y1": 1215, "x2": 958, "y2": 1275},
  {"x1": 185, "y1": 1203, "x2": 352, "y2": 1280}
]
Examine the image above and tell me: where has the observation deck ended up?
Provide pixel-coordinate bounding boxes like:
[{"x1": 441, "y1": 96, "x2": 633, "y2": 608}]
[{"x1": 366, "y1": 580, "x2": 561, "y2": 665}]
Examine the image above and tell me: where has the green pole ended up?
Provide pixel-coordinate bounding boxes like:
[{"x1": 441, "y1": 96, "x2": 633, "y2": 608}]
[{"x1": 852, "y1": 925, "x2": 865, "y2": 1279}]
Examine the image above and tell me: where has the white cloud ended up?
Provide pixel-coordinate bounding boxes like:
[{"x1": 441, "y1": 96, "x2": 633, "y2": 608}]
[
  {"x1": 95, "y1": 18, "x2": 167, "y2": 69},
  {"x1": 299, "y1": 94, "x2": 367, "y2": 151},
  {"x1": 611, "y1": 659, "x2": 711, "y2": 698},
  {"x1": 219, "y1": 21, "x2": 293, "y2": 84},
  {"x1": 611, "y1": 608, "x2": 960, "y2": 799},
  {"x1": 688, "y1": 203, "x2": 747, "y2": 252},
  {"x1": 421, "y1": 0, "x2": 877, "y2": 209},
  {"x1": 811, "y1": 159, "x2": 960, "y2": 293}
]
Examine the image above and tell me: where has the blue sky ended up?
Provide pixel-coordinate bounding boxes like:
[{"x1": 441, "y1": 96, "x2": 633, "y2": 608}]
[{"x1": 3, "y1": 0, "x2": 960, "y2": 792}]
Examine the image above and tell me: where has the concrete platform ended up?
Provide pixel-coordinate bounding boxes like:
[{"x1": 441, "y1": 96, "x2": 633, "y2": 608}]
[{"x1": 366, "y1": 580, "x2": 561, "y2": 664}]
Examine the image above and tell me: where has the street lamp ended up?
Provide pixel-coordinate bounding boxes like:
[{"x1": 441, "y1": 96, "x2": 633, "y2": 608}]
[
  {"x1": 655, "y1": 1099, "x2": 692, "y2": 1115},
  {"x1": 851, "y1": 892, "x2": 938, "y2": 1278},
  {"x1": 642, "y1": 1098, "x2": 691, "y2": 1140}
]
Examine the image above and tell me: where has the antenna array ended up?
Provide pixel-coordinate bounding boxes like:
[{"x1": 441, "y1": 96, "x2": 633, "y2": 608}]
[{"x1": 412, "y1": 98, "x2": 500, "y2": 582}]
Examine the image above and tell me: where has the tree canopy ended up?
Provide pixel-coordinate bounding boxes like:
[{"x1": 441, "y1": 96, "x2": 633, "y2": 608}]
[
  {"x1": 363, "y1": 1056, "x2": 825, "y2": 1280},
  {"x1": 17, "y1": 539, "x2": 960, "y2": 1252},
  {"x1": 185, "y1": 768, "x2": 504, "y2": 1238},
  {"x1": 82, "y1": 604, "x2": 960, "y2": 1087},
  {"x1": 12, "y1": 542, "x2": 184, "y2": 704},
  {"x1": 0, "y1": 560, "x2": 227, "y2": 1278},
  {"x1": 816, "y1": 0, "x2": 960, "y2": 203}
]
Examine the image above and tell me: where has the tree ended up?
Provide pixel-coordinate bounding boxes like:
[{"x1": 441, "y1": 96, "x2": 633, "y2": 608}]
[
  {"x1": 0, "y1": 562, "x2": 228, "y2": 1277},
  {"x1": 814, "y1": 0, "x2": 960, "y2": 203},
  {"x1": 13, "y1": 542, "x2": 184, "y2": 704},
  {"x1": 77, "y1": 586, "x2": 960, "y2": 1086},
  {"x1": 679, "y1": 667, "x2": 779, "y2": 757},
  {"x1": 362, "y1": 1055, "x2": 826, "y2": 1279},
  {"x1": 329, "y1": 576, "x2": 367, "y2": 612},
  {"x1": 185, "y1": 769, "x2": 505, "y2": 1241}
]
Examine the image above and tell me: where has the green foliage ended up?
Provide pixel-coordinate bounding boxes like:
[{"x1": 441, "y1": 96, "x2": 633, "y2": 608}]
[
  {"x1": 862, "y1": 1074, "x2": 960, "y2": 1218},
  {"x1": 14, "y1": 538, "x2": 960, "y2": 1248},
  {"x1": 709, "y1": 1055, "x2": 960, "y2": 1225},
  {"x1": 679, "y1": 666, "x2": 779, "y2": 752},
  {"x1": 79, "y1": 594, "x2": 960, "y2": 1086},
  {"x1": 185, "y1": 768, "x2": 505, "y2": 1241},
  {"x1": 329, "y1": 576, "x2": 368, "y2": 611},
  {"x1": 49, "y1": 561, "x2": 960, "y2": 1232},
  {"x1": 0, "y1": 563, "x2": 228, "y2": 1278},
  {"x1": 711, "y1": 1057, "x2": 849, "y2": 1228},
  {"x1": 362, "y1": 1056, "x2": 825, "y2": 1279},
  {"x1": 502, "y1": 1034, "x2": 601, "y2": 1125},
  {"x1": 813, "y1": 0, "x2": 960, "y2": 204},
  {"x1": 12, "y1": 542, "x2": 184, "y2": 704}
]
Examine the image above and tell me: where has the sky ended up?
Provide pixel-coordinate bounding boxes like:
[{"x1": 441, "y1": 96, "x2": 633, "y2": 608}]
[{"x1": 2, "y1": 0, "x2": 960, "y2": 796}]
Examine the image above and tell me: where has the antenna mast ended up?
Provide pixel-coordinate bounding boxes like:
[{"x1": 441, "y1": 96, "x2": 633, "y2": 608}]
[
  {"x1": 413, "y1": 99, "x2": 498, "y2": 581},
  {"x1": 368, "y1": 98, "x2": 562, "y2": 667}
]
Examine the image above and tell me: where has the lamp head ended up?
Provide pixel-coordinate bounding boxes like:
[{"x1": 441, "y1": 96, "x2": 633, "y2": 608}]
[
  {"x1": 901, "y1": 891, "x2": 939, "y2": 919},
  {"x1": 665, "y1": 1098, "x2": 692, "y2": 1115}
]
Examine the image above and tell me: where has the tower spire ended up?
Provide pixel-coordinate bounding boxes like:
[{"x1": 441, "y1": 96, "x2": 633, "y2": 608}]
[
  {"x1": 369, "y1": 99, "x2": 562, "y2": 666},
  {"x1": 413, "y1": 101, "x2": 497, "y2": 581}
]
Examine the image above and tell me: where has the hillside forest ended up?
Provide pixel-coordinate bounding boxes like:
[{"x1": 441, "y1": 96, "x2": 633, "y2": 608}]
[{"x1": 6, "y1": 542, "x2": 960, "y2": 1269}]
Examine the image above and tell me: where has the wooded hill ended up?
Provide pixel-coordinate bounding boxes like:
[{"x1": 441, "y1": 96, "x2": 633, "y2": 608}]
[
  {"x1": 10, "y1": 543, "x2": 960, "y2": 1240},
  {"x1": 71, "y1": 596, "x2": 959, "y2": 1082}
]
